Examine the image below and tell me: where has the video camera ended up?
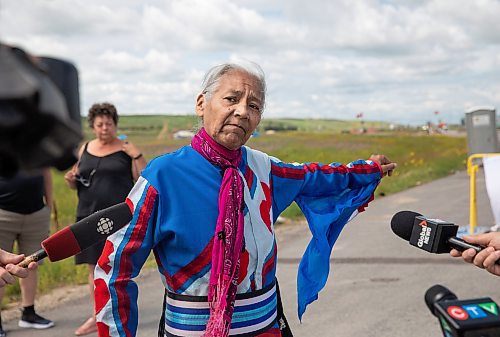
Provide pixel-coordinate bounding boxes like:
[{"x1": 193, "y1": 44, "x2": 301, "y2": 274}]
[
  {"x1": 425, "y1": 284, "x2": 500, "y2": 337},
  {"x1": 0, "y1": 43, "x2": 82, "y2": 177}
]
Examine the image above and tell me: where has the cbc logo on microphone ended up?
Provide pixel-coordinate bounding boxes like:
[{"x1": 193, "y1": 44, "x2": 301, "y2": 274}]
[{"x1": 97, "y1": 217, "x2": 114, "y2": 235}]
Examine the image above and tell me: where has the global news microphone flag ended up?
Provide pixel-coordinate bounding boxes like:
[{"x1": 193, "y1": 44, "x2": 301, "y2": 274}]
[{"x1": 390, "y1": 210, "x2": 492, "y2": 256}]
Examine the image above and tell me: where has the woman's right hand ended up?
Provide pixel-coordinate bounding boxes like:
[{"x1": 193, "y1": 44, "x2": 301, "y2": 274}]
[{"x1": 64, "y1": 169, "x2": 77, "y2": 189}]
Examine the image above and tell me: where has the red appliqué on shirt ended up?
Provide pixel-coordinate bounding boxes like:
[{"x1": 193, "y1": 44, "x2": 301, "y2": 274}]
[
  {"x1": 259, "y1": 182, "x2": 272, "y2": 232},
  {"x1": 94, "y1": 278, "x2": 110, "y2": 315},
  {"x1": 98, "y1": 240, "x2": 114, "y2": 274}
]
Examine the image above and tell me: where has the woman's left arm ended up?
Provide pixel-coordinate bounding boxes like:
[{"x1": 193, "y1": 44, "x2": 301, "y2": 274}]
[
  {"x1": 122, "y1": 141, "x2": 147, "y2": 181},
  {"x1": 269, "y1": 154, "x2": 396, "y2": 319},
  {"x1": 270, "y1": 155, "x2": 396, "y2": 215}
]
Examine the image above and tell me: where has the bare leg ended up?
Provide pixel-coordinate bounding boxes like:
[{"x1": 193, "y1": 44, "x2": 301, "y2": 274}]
[
  {"x1": 88, "y1": 264, "x2": 95, "y2": 317},
  {"x1": 20, "y1": 269, "x2": 37, "y2": 307},
  {"x1": 74, "y1": 264, "x2": 97, "y2": 336}
]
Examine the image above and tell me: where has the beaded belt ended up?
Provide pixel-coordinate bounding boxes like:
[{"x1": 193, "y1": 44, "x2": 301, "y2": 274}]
[{"x1": 162, "y1": 280, "x2": 277, "y2": 337}]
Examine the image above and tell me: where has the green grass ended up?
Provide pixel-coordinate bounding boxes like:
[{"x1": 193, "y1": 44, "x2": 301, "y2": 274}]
[
  {"x1": 1, "y1": 116, "x2": 467, "y2": 306},
  {"x1": 259, "y1": 118, "x2": 390, "y2": 133},
  {"x1": 245, "y1": 132, "x2": 467, "y2": 218}
]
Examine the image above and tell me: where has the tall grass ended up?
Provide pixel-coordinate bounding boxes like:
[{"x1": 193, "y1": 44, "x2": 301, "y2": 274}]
[{"x1": 1, "y1": 116, "x2": 467, "y2": 306}]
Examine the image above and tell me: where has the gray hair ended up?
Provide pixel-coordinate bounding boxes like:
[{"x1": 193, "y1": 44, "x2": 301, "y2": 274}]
[{"x1": 200, "y1": 62, "x2": 267, "y2": 110}]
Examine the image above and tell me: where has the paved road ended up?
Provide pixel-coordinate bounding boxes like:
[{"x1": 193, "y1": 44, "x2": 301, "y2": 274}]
[{"x1": 3, "y1": 170, "x2": 498, "y2": 337}]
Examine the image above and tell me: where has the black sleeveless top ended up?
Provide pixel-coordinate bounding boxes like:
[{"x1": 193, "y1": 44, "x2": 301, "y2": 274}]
[
  {"x1": 0, "y1": 172, "x2": 45, "y2": 214},
  {"x1": 76, "y1": 143, "x2": 134, "y2": 218}
]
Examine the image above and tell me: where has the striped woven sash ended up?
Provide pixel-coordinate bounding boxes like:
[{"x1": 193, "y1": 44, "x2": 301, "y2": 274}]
[{"x1": 162, "y1": 281, "x2": 277, "y2": 337}]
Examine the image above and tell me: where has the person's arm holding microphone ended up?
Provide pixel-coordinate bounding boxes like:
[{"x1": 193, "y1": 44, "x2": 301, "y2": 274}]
[
  {"x1": 450, "y1": 232, "x2": 500, "y2": 276},
  {"x1": 0, "y1": 250, "x2": 37, "y2": 287}
]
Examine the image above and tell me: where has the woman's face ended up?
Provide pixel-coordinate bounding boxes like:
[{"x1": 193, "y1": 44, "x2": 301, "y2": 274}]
[
  {"x1": 92, "y1": 115, "x2": 117, "y2": 142},
  {"x1": 196, "y1": 70, "x2": 263, "y2": 150}
]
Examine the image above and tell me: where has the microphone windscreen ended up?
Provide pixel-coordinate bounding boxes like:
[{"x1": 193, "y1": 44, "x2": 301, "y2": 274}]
[
  {"x1": 41, "y1": 201, "x2": 133, "y2": 262},
  {"x1": 390, "y1": 210, "x2": 422, "y2": 241},
  {"x1": 424, "y1": 284, "x2": 458, "y2": 316}
]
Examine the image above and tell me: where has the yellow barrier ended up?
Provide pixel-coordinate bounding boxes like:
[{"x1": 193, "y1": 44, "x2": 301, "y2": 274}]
[{"x1": 467, "y1": 153, "x2": 500, "y2": 234}]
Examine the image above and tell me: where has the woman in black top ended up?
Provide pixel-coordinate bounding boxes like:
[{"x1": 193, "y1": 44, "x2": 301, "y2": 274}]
[{"x1": 64, "y1": 103, "x2": 146, "y2": 336}]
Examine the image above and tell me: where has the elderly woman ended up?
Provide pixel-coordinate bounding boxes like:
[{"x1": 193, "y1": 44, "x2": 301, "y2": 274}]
[{"x1": 94, "y1": 63, "x2": 396, "y2": 337}]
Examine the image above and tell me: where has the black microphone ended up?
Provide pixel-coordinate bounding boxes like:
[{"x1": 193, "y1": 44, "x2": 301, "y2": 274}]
[
  {"x1": 391, "y1": 210, "x2": 487, "y2": 254},
  {"x1": 18, "y1": 201, "x2": 133, "y2": 267},
  {"x1": 425, "y1": 284, "x2": 500, "y2": 336}
]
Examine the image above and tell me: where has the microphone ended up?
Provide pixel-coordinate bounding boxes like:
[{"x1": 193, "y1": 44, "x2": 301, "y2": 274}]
[
  {"x1": 18, "y1": 201, "x2": 133, "y2": 267},
  {"x1": 425, "y1": 284, "x2": 500, "y2": 336},
  {"x1": 391, "y1": 210, "x2": 488, "y2": 254}
]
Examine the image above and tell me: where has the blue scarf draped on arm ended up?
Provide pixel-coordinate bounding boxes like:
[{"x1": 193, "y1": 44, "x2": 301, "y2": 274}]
[{"x1": 295, "y1": 179, "x2": 380, "y2": 320}]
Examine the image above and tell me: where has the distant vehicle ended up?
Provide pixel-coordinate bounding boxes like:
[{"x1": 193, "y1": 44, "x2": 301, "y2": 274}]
[
  {"x1": 437, "y1": 121, "x2": 448, "y2": 132},
  {"x1": 173, "y1": 130, "x2": 195, "y2": 139}
]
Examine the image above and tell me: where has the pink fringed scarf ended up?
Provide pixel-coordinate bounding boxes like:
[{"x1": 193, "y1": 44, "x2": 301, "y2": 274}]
[{"x1": 191, "y1": 128, "x2": 245, "y2": 337}]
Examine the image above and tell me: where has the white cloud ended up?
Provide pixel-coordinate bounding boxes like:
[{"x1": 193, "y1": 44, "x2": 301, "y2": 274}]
[{"x1": 1, "y1": 0, "x2": 499, "y2": 124}]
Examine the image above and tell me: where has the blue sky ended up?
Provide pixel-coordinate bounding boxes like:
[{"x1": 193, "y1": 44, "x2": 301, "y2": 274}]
[{"x1": 1, "y1": 0, "x2": 499, "y2": 125}]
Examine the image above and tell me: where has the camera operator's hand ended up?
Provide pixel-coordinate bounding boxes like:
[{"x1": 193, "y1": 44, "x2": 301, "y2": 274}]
[
  {"x1": 450, "y1": 232, "x2": 500, "y2": 276},
  {"x1": 0, "y1": 249, "x2": 37, "y2": 287}
]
